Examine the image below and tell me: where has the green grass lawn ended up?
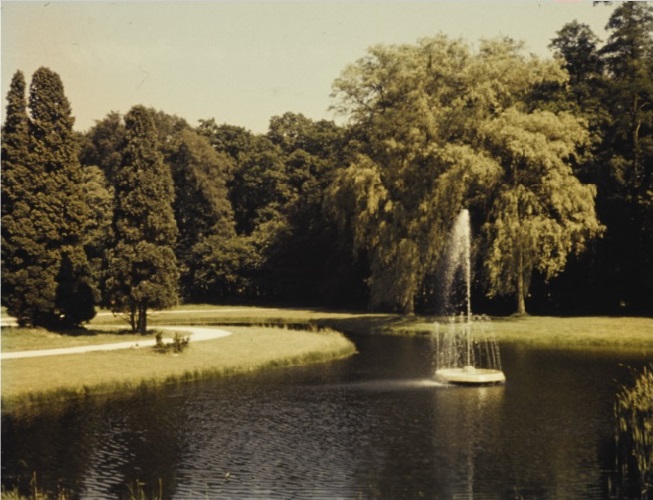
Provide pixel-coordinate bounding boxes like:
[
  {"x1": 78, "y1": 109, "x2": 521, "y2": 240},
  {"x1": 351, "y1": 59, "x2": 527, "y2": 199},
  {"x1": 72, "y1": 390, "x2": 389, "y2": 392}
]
[
  {"x1": 1, "y1": 327, "x2": 153, "y2": 352},
  {"x1": 371, "y1": 315, "x2": 653, "y2": 348},
  {"x1": 487, "y1": 316, "x2": 652, "y2": 347},
  {"x1": 89, "y1": 304, "x2": 370, "y2": 328},
  {"x1": 1, "y1": 325, "x2": 356, "y2": 411}
]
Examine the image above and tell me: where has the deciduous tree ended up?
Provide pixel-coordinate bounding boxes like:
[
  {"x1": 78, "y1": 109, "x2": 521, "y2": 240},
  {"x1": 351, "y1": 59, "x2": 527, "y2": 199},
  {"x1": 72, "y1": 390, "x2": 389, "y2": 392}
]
[
  {"x1": 329, "y1": 36, "x2": 602, "y2": 314},
  {"x1": 79, "y1": 111, "x2": 126, "y2": 185},
  {"x1": 481, "y1": 109, "x2": 603, "y2": 315},
  {"x1": 79, "y1": 165, "x2": 114, "y2": 304},
  {"x1": 266, "y1": 113, "x2": 355, "y2": 305},
  {"x1": 167, "y1": 128, "x2": 238, "y2": 300},
  {"x1": 197, "y1": 120, "x2": 293, "y2": 300}
]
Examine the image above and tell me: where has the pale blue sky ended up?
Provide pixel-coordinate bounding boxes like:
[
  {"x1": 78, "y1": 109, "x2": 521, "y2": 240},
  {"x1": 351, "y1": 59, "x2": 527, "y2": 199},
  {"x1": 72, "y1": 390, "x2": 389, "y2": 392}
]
[{"x1": 1, "y1": 1, "x2": 615, "y2": 133}]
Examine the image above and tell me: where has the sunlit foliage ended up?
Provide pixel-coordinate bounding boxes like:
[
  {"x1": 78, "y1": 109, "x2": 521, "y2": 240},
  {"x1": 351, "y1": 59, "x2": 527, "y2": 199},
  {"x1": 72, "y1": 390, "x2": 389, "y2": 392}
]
[{"x1": 329, "y1": 36, "x2": 601, "y2": 314}]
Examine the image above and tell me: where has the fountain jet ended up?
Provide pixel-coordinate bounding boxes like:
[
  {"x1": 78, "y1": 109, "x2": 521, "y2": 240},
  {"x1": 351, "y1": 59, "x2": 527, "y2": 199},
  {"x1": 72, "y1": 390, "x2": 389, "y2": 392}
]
[{"x1": 434, "y1": 209, "x2": 506, "y2": 385}]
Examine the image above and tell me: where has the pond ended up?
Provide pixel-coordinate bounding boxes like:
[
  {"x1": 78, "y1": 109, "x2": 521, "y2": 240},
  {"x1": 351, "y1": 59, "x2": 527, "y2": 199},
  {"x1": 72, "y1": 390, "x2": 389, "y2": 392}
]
[{"x1": 2, "y1": 333, "x2": 650, "y2": 499}]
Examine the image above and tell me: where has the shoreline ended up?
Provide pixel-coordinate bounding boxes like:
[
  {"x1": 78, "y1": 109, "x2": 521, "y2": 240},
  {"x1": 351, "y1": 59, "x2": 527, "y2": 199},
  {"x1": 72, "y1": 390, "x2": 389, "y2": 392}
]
[{"x1": 2, "y1": 308, "x2": 651, "y2": 412}]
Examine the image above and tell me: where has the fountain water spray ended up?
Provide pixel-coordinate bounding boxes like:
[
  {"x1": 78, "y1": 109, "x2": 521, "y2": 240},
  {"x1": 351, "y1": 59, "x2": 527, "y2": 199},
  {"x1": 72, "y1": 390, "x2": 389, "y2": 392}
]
[{"x1": 434, "y1": 209, "x2": 505, "y2": 385}]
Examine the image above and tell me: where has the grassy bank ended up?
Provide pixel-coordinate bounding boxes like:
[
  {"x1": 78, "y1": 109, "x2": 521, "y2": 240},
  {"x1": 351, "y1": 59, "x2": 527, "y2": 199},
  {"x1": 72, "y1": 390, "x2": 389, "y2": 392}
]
[
  {"x1": 1, "y1": 325, "x2": 356, "y2": 412},
  {"x1": 87, "y1": 306, "x2": 652, "y2": 348},
  {"x1": 366, "y1": 315, "x2": 653, "y2": 348}
]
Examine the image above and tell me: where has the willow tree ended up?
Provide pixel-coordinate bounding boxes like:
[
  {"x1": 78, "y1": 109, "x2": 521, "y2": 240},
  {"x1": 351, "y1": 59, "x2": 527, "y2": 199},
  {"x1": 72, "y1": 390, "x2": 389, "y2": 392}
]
[
  {"x1": 105, "y1": 106, "x2": 178, "y2": 333},
  {"x1": 328, "y1": 36, "x2": 602, "y2": 314},
  {"x1": 481, "y1": 110, "x2": 604, "y2": 315}
]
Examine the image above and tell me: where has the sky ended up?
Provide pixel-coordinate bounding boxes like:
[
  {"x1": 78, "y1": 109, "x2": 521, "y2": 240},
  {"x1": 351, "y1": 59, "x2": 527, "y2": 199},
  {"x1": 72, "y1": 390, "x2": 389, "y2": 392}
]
[{"x1": 1, "y1": 1, "x2": 617, "y2": 134}]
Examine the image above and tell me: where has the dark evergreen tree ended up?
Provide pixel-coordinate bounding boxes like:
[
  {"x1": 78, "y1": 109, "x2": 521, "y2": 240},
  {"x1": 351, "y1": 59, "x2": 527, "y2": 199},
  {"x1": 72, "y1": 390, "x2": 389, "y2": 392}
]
[
  {"x1": 82, "y1": 111, "x2": 244, "y2": 304},
  {"x1": 596, "y1": 3, "x2": 653, "y2": 314},
  {"x1": 1, "y1": 70, "x2": 35, "y2": 325},
  {"x1": 550, "y1": 21, "x2": 605, "y2": 103},
  {"x1": 30, "y1": 68, "x2": 96, "y2": 328},
  {"x1": 105, "y1": 106, "x2": 178, "y2": 333},
  {"x1": 549, "y1": 20, "x2": 610, "y2": 152},
  {"x1": 2, "y1": 68, "x2": 95, "y2": 328},
  {"x1": 546, "y1": 3, "x2": 653, "y2": 315}
]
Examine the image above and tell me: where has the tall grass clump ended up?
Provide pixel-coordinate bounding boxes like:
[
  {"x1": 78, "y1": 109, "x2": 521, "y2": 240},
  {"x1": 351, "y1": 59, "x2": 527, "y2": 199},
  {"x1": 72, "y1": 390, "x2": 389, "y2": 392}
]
[
  {"x1": 1, "y1": 472, "x2": 70, "y2": 500},
  {"x1": 614, "y1": 364, "x2": 653, "y2": 499},
  {"x1": 125, "y1": 478, "x2": 163, "y2": 500}
]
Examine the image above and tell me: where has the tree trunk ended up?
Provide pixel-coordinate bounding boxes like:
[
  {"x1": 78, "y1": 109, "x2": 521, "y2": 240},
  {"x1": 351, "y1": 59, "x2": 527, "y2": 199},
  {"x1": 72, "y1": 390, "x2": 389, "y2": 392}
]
[
  {"x1": 516, "y1": 250, "x2": 527, "y2": 316},
  {"x1": 137, "y1": 305, "x2": 147, "y2": 334},
  {"x1": 129, "y1": 304, "x2": 137, "y2": 333},
  {"x1": 633, "y1": 94, "x2": 641, "y2": 186},
  {"x1": 402, "y1": 294, "x2": 415, "y2": 316},
  {"x1": 517, "y1": 281, "x2": 527, "y2": 316}
]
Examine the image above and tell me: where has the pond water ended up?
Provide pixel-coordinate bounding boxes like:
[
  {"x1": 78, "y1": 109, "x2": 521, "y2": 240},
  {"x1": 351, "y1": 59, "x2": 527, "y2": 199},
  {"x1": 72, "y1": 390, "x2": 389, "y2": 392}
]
[{"x1": 2, "y1": 334, "x2": 650, "y2": 499}]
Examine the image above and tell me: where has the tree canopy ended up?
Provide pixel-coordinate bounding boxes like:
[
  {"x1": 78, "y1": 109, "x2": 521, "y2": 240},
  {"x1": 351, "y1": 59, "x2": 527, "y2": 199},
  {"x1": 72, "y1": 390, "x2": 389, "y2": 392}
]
[
  {"x1": 3, "y1": 3, "x2": 651, "y2": 321},
  {"x1": 548, "y1": 3, "x2": 653, "y2": 314},
  {"x1": 328, "y1": 36, "x2": 602, "y2": 314}
]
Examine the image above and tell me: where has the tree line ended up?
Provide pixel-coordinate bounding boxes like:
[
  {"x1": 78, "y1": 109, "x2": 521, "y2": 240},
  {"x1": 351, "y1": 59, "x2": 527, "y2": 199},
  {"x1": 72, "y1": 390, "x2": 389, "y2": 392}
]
[{"x1": 2, "y1": 3, "x2": 651, "y2": 331}]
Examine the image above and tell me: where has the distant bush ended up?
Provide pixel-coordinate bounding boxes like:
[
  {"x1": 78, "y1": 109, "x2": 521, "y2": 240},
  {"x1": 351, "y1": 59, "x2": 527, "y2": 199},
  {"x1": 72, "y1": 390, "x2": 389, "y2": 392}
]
[
  {"x1": 154, "y1": 331, "x2": 190, "y2": 354},
  {"x1": 614, "y1": 364, "x2": 653, "y2": 498}
]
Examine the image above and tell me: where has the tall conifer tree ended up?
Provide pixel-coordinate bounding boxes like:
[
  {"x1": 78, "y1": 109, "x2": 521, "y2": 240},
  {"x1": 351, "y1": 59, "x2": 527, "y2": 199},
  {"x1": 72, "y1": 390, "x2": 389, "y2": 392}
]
[
  {"x1": 598, "y1": 3, "x2": 653, "y2": 313},
  {"x1": 106, "y1": 106, "x2": 178, "y2": 333},
  {"x1": 2, "y1": 68, "x2": 95, "y2": 327},
  {"x1": 1, "y1": 71, "x2": 35, "y2": 325}
]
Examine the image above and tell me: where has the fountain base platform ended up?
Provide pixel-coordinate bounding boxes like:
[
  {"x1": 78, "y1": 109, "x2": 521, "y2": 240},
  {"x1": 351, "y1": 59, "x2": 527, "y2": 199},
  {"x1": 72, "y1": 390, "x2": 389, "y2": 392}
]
[{"x1": 435, "y1": 366, "x2": 506, "y2": 385}]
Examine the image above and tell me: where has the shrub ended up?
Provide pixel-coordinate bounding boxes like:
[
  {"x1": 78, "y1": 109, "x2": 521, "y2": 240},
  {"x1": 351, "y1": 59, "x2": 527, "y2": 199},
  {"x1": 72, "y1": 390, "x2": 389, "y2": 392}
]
[
  {"x1": 154, "y1": 332, "x2": 190, "y2": 354},
  {"x1": 614, "y1": 364, "x2": 653, "y2": 498}
]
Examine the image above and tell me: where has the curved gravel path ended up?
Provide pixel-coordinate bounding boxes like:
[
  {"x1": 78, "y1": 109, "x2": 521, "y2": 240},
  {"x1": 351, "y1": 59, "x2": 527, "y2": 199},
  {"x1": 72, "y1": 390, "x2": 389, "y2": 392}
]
[{"x1": 1, "y1": 326, "x2": 232, "y2": 360}]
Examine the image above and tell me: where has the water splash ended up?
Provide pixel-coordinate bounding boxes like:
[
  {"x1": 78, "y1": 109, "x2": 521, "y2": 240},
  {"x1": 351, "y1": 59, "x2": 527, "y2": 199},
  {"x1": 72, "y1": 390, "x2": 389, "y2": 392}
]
[
  {"x1": 434, "y1": 209, "x2": 505, "y2": 385},
  {"x1": 439, "y1": 209, "x2": 472, "y2": 319}
]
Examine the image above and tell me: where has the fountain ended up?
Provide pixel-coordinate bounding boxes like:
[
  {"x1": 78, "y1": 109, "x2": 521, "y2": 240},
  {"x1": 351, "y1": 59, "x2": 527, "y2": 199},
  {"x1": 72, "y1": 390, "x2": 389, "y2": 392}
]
[{"x1": 434, "y1": 209, "x2": 506, "y2": 385}]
